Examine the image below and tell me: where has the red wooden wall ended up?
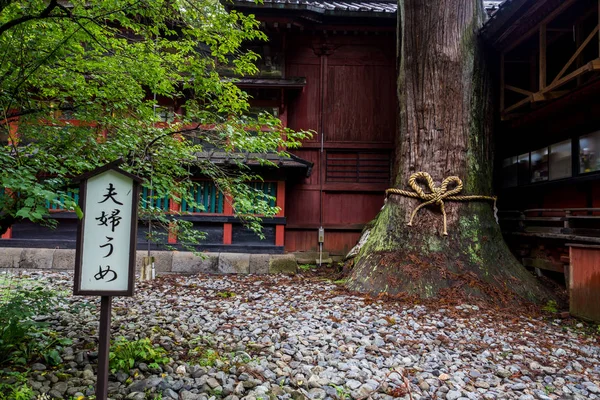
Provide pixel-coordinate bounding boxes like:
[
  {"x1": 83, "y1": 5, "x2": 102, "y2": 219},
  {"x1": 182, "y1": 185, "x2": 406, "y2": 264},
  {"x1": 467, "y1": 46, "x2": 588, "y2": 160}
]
[{"x1": 284, "y1": 33, "x2": 397, "y2": 255}]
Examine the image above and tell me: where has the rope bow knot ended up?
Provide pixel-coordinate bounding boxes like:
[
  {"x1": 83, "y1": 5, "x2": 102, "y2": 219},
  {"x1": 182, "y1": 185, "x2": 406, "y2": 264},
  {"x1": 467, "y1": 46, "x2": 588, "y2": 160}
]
[{"x1": 385, "y1": 172, "x2": 497, "y2": 236}]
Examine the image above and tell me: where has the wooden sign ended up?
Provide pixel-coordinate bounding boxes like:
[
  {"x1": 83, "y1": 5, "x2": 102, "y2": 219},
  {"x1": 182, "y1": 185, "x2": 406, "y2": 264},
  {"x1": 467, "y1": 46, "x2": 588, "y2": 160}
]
[
  {"x1": 72, "y1": 160, "x2": 142, "y2": 400},
  {"x1": 73, "y1": 160, "x2": 141, "y2": 296}
]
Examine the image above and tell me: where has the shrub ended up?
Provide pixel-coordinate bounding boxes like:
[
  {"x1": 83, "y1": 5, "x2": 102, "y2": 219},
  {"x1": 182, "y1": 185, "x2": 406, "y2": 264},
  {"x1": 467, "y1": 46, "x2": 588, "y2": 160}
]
[
  {"x1": 109, "y1": 338, "x2": 169, "y2": 373},
  {"x1": 0, "y1": 371, "x2": 35, "y2": 400},
  {"x1": 0, "y1": 275, "x2": 63, "y2": 366}
]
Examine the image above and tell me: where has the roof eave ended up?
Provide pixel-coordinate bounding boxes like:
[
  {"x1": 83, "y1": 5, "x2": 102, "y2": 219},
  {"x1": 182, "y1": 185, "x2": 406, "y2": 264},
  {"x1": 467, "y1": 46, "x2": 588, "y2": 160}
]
[
  {"x1": 228, "y1": 1, "x2": 396, "y2": 19},
  {"x1": 480, "y1": 0, "x2": 531, "y2": 44}
]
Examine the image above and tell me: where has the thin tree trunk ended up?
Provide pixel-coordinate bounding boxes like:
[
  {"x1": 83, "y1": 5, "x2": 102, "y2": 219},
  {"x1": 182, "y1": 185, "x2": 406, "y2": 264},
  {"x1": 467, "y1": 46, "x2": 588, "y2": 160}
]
[{"x1": 348, "y1": 0, "x2": 551, "y2": 303}]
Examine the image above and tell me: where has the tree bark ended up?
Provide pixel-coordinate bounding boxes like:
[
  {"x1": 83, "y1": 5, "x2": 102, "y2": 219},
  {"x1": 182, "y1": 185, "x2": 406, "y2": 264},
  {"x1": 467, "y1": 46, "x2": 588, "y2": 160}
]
[{"x1": 348, "y1": 0, "x2": 551, "y2": 303}]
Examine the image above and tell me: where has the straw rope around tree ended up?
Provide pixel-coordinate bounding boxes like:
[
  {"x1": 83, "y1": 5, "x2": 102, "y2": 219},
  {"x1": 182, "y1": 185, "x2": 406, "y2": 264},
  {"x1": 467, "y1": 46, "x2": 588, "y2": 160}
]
[{"x1": 385, "y1": 172, "x2": 498, "y2": 236}]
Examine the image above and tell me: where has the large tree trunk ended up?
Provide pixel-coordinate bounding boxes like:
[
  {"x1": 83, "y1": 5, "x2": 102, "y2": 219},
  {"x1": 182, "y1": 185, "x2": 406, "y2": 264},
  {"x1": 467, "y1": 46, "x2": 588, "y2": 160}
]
[{"x1": 347, "y1": 0, "x2": 551, "y2": 303}]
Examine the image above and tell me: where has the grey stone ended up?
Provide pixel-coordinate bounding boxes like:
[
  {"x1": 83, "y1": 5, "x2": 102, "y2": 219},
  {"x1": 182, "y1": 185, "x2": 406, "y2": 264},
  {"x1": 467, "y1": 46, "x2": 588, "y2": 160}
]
[
  {"x1": 554, "y1": 348, "x2": 567, "y2": 357},
  {"x1": 48, "y1": 389, "x2": 64, "y2": 399},
  {"x1": 31, "y1": 363, "x2": 47, "y2": 371},
  {"x1": 19, "y1": 248, "x2": 54, "y2": 269},
  {"x1": 218, "y1": 253, "x2": 250, "y2": 274},
  {"x1": 346, "y1": 379, "x2": 361, "y2": 390},
  {"x1": 82, "y1": 369, "x2": 94, "y2": 380},
  {"x1": 52, "y1": 249, "x2": 75, "y2": 270},
  {"x1": 128, "y1": 378, "x2": 162, "y2": 392},
  {"x1": 171, "y1": 252, "x2": 218, "y2": 273},
  {"x1": 116, "y1": 371, "x2": 129, "y2": 383},
  {"x1": 0, "y1": 248, "x2": 22, "y2": 268},
  {"x1": 308, "y1": 388, "x2": 327, "y2": 399},
  {"x1": 126, "y1": 393, "x2": 146, "y2": 400},
  {"x1": 135, "y1": 250, "x2": 174, "y2": 273},
  {"x1": 269, "y1": 254, "x2": 297, "y2": 274},
  {"x1": 53, "y1": 381, "x2": 68, "y2": 394},
  {"x1": 163, "y1": 388, "x2": 179, "y2": 399},
  {"x1": 180, "y1": 390, "x2": 202, "y2": 400},
  {"x1": 207, "y1": 377, "x2": 220, "y2": 389},
  {"x1": 447, "y1": 390, "x2": 462, "y2": 400},
  {"x1": 249, "y1": 254, "x2": 270, "y2": 274}
]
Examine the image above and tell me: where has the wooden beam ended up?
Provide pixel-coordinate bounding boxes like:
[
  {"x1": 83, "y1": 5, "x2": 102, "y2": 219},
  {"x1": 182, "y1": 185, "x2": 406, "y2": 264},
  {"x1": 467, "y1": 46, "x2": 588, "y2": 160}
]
[
  {"x1": 502, "y1": 95, "x2": 533, "y2": 115},
  {"x1": 540, "y1": 23, "x2": 547, "y2": 90},
  {"x1": 504, "y1": 0, "x2": 578, "y2": 53},
  {"x1": 505, "y1": 85, "x2": 533, "y2": 96},
  {"x1": 532, "y1": 90, "x2": 570, "y2": 102},
  {"x1": 552, "y1": 25, "x2": 600, "y2": 85},
  {"x1": 543, "y1": 60, "x2": 596, "y2": 93}
]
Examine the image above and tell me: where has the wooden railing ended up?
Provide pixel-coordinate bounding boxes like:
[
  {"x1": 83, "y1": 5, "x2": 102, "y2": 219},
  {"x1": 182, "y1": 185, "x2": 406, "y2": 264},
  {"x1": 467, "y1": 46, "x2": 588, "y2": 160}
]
[
  {"x1": 500, "y1": 208, "x2": 600, "y2": 275},
  {"x1": 499, "y1": 208, "x2": 600, "y2": 242}
]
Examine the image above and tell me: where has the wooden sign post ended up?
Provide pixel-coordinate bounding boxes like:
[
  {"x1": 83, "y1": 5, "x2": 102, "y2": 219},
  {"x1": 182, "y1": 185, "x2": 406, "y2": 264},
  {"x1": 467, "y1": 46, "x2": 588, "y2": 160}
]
[{"x1": 73, "y1": 160, "x2": 141, "y2": 400}]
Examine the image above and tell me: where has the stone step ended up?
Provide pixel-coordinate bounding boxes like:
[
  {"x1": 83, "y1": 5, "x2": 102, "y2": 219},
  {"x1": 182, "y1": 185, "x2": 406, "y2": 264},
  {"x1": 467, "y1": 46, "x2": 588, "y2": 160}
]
[{"x1": 294, "y1": 251, "x2": 329, "y2": 265}]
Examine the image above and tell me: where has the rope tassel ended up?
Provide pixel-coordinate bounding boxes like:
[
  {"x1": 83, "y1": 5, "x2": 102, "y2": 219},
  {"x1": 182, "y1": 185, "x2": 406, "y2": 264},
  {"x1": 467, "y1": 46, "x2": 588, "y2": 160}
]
[{"x1": 385, "y1": 172, "x2": 497, "y2": 236}]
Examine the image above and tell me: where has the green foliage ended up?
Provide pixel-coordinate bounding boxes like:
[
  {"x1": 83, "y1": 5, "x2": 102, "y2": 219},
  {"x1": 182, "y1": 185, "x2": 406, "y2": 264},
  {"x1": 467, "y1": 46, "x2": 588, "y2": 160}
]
[
  {"x1": 542, "y1": 300, "x2": 558, "y2": 314},
  {"x1": 0, "y1": 275, "x2": 68, "y2": 367},
  {"x1": 298, "y1": 264, "x2": 314, "y2": 272},
  {"x1": 109, "y1": 337, "x2": 169, "y2": 373},
  {"x1": 0, "y1": 371, "x2": 34, "y2": 400},
  {"x1": 188, "y1": 347, "x2": 221, "y2": 367},
  {"x1": 216, "y1": 291, "x2": 236, "y2": 298},
  {"x1": 0, "y1": 0, "x2": 311, "y2": 240},
  {"x1": 332, "y1": 384, "x2": 350, "y2": 400}
]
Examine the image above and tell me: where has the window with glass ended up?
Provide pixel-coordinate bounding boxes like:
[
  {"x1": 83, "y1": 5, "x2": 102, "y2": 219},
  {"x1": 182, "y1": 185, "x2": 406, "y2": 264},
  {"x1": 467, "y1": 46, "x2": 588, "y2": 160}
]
[
  {"x1": 502, "y1": 156, "x2": 518, "y2": 188},
  {"x1": 518, "y1": 153, "x2": 530, "y2": 185},
  {"x1": 579, "y1": 131, "x2": 600, "y2": 173},
  {"x1": 531, "y1": 147, "x2": 549, "y2": 183},
  {"x1": 549, "y1": 140, "x2": 572, "y2": 180}
]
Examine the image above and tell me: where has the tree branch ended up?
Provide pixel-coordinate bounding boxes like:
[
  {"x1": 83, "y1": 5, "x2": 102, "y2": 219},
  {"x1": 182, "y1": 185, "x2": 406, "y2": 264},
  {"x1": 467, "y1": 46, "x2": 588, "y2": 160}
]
[
  {"x1": 143, "y1": 124, "x2": 217, "y2": 156},
  {"x1": 0, "y1": 0, "x2": 62, "y2": 36}
]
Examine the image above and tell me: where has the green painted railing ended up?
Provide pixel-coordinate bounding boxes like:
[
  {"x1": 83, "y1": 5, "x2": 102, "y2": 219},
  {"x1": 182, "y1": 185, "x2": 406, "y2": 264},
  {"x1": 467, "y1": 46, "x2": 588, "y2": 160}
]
[
  {"x1": 46, "y1": 189, "x2": 79, "y2": 210},
  {"x1": 140, "y1": 187, "x2": 170, "y2": 211},
  {"x1": 181, "y1": 181, "x2": 224, "y2": 214},
  {"x1": 249, "y1": 182, "x2": 277, "y2": 207}
]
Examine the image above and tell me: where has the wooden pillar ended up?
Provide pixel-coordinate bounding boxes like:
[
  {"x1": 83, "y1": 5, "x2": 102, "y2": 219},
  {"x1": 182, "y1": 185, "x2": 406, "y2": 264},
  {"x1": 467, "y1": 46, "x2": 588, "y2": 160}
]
[
  {"x1": 167, "y1": 198, "x2": 180, "y2": 244},
  {"x1": 0, "y1": 227, "x2": 12, "y2": 239},
  {"x1": 1, "y1": 188, "x2": 13, "y2": 239},
  {"x1": 275, "y1": 181, "x2": 286, "y2": 247},
  {"x1": 539, "y1": 23, "x2": 547, "y2": 90},
  {"x1": 223, "y1": 195, "x2": 233, "y2": 245}
]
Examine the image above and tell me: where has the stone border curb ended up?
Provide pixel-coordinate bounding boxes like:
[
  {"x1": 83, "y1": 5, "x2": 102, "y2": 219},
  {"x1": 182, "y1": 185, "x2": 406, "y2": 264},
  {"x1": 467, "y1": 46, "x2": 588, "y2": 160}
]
[{"x1": 0, "y1": 249, "x2": 297, "y2": 275}]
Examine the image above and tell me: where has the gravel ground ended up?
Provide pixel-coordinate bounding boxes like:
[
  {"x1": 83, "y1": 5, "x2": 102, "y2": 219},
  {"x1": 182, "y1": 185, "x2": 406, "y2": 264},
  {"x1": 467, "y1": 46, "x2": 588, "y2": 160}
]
[{"x1": 1, "y1": 270, "x2": 600, "y2": 400}]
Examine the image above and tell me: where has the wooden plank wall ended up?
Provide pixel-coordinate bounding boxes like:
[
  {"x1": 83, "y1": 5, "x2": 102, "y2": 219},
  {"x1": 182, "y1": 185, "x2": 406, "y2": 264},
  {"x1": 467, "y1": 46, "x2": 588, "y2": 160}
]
[{"x1": 285, "y1": 34, "x2": 397, "y2": 255}]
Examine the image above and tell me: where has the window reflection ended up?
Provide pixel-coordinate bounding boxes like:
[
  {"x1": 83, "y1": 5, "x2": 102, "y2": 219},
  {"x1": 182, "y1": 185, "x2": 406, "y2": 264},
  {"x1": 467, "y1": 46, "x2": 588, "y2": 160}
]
[
  {"x1": 531, "y1": 148, "x2": 549, "y2": 183},
  {"x1": 580, "y1": 131, "x2": 600, "y2": 173},
  {"x1": 549, "y1": 140, "x2": 572, "y2": 180},
  {"x1": 502, "y1": 156, "x2": 518, "y2": 188},
  {"x1": 518, "y1": 153, "x2": 530, "y2": 185}
]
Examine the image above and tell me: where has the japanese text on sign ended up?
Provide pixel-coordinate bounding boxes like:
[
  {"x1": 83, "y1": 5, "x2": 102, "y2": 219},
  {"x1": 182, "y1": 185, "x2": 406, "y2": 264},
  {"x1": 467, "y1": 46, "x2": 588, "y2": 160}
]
[{"x1": 79, "y1": 170, "x2": 134, "y2": 292}]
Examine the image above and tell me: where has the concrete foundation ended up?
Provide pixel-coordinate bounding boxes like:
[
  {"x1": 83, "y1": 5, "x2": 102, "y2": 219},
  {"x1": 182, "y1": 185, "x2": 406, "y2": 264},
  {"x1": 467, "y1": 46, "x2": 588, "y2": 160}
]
[{"x1": 0, "y1": 248, "x2": 297, "y2": 275}]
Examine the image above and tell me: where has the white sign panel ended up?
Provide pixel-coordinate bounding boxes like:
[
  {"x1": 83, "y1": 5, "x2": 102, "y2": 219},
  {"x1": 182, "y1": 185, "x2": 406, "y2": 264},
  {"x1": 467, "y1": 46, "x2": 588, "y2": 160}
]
[{"x1": 79, "y1": 170, "x2": 134, "y2": 292}]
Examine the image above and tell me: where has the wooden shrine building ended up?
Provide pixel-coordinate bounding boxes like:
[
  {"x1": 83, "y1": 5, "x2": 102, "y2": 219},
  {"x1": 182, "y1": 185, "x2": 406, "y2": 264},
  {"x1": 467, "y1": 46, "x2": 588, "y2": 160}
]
[
  {"x1": 3, "y1": 0, "x2": 598, "y2": 272},
  {"x1": 0, "y1": 0, "x2": 398, "y2": 255},
  {"x1": 482, "y1": 0, "x2": 600, "y2": 287}
]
